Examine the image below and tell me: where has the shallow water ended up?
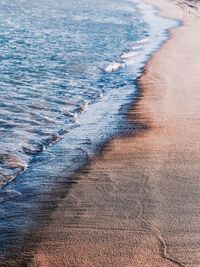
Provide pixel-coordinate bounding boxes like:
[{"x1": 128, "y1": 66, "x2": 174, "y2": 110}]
[
  {"x1": 0, "y1": 1, "x2": 179, "y2": 262},
  {"x1": 0, "y1": 0, "x2": 176, "y2": 189},
  {"x1": 0, "y1": 0, "x2": 144, "y2": 186}
]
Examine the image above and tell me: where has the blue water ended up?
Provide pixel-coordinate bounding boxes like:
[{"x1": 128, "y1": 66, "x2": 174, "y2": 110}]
[
  {"x1": 0, "y1": 0, "x2": 145, "y2": 186},
  {"x1": 0, "y1": 0, "x2": 178, "y2": 260},
  {"x1": 0, "y1": 0, "x2": 176, "y2": 189}
]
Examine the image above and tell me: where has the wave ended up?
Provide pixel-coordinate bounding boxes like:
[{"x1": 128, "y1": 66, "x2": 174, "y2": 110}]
[
  {"x1": 0, "y1": 0, "x2": 177, "y2": 193},
  {"x1": 135, "y1": 37, "x2": 149, "y2": 44},
  {"x1": 105, "y1": 62, "x2": 125, "y2": 73},
  {"x1": 121, "y1": 51, "x2": 140, "y2": 60}
]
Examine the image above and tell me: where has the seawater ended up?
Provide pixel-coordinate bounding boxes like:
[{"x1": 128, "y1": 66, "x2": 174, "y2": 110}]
[
  {"x1": 0, "y1": 0, "x2": 178, "y2": 255},
  {"x1": 0, "y1": 0, "x2": 145, "y2": 186},
  {"x1": 0, "y1": 0, "x2": 176, "y2": 190}
]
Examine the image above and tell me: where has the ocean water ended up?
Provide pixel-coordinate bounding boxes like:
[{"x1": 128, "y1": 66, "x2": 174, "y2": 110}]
[
  {"x1": 0, "y1": 0, "x2": 178, "y2": 258},
  {"x1": 0, "y1": 0, "x2": 144, "y2": 187},
  {"x1": 0, "y1": 0, "x2": 176, "y2": 191}
]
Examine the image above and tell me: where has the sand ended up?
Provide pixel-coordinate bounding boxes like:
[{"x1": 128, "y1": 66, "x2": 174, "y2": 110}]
[{"x1": 4, "y1": 0, "x2": 200, "y2": 266}]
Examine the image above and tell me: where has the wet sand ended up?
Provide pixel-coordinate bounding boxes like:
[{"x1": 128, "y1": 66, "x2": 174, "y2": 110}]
[{"x1": 4, "y1": 0, "x2": 200, "y2": 266}]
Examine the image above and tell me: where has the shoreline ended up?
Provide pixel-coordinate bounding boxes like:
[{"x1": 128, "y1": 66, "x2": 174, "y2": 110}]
[
  {"x1": 0, "y1": 0, "x2": 171, "y2": 193},
  {"x1": 2, "y1": 0, "x2": 200, "y2": 266},
  {"x1": 0, "y1": 2, "x2": 175, "y2": 265}
]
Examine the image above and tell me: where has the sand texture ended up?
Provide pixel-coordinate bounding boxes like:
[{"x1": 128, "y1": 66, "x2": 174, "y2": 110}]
[{"x1": 3, "y1": 0, "x2": 200, "y2": 266}]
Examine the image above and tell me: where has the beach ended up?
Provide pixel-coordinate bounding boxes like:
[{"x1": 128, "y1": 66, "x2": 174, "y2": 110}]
[{"x1": 2, "y1": 0, "x2": 200, "y2": 266}]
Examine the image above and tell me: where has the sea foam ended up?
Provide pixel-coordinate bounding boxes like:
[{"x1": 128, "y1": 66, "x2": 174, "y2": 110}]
[{"x1": 105, "y1": 62, "x2": 125, "y2": 73}]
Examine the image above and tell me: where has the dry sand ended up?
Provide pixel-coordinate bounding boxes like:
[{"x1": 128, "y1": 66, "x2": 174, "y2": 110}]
[{"x1": 7, "y1": 0, "x2": 200, "y2": 266}]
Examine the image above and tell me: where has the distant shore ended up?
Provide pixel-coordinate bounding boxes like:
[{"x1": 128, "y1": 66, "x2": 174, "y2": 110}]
[{"x1": 3, "y1": 0, "x2": 200, "y2": 266}]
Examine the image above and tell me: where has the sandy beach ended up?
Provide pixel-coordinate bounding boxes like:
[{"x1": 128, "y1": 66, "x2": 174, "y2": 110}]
[{"x1": 3, "y1": 0, "x2": 200, "y2": 266}]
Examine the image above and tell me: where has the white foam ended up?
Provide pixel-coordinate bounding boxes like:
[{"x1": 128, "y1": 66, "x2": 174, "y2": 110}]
[
  {"x1": 135, "y1": 38, "x2": 149, "y2": 44},
  {"x1": 105, "y1": 62, "x2": 125, "y2": 73},
  {"x1": 121, "y1": 51, "x2": 140, "y2": 60},
  {"x1": 98, "y1": 91, "x2": 103, "y2": 98},
  {"x1": 131, "y1": 45, "x2": 144, "y2": 50}
]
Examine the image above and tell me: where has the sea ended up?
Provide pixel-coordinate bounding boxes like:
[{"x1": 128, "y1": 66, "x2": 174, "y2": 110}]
[{"x1": 0, "y1": 0, "x2": 177, "y2": 260}]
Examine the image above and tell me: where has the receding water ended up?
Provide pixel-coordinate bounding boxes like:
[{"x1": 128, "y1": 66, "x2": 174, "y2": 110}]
[
  {"x1": 0, "y1": 0, "x2": 180, "y2": 260},
  {"x1": 0, "y1": 0, "x2": 141, "y2": 185},
  {"x1": 0, "y1": 0, "x2": 177, "y2": 190}
]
